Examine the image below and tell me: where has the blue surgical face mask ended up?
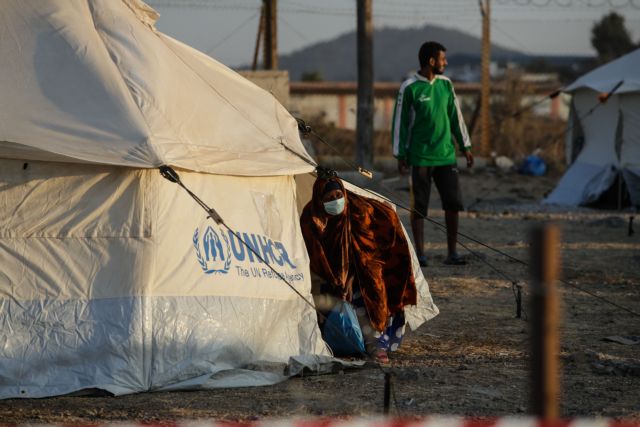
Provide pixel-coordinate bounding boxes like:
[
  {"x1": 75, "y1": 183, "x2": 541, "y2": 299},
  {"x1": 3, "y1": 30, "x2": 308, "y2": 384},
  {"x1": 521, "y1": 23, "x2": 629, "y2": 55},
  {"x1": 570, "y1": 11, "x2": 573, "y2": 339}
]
[{"x1": 323, "y1": 197, "x2": 345, "y2": 215}]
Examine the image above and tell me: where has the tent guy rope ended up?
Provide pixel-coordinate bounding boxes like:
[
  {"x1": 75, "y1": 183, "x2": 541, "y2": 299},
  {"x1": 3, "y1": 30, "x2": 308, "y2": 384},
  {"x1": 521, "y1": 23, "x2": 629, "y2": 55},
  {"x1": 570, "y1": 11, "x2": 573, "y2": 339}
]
[
  {"x1": 159, "y1": 165, "x2": 318, "y2": 312},
  {"x1": 159, "y1": 164, "x2": 411, "y2": 414},
  {"x1": 158, "y1": 165, "x2": 402, "y2": 402},
  {"x1": 296, "y1": 118, "x2": 640, "y2": 319}
]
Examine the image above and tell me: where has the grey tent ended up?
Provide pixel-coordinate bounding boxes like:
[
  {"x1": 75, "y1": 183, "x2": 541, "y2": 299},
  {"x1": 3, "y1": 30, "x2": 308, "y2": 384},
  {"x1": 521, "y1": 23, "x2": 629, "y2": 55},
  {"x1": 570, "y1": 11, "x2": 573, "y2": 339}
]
[{"x1": 544, "y1": 48, "x2": 640, "y2": 208}]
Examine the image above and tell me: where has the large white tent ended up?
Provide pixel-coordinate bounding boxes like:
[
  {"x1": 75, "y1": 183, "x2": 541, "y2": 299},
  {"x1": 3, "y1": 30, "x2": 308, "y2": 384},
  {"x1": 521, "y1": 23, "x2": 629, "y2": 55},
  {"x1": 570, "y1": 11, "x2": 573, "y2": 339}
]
[
  {"x1": 544, "y1": 48, "x2": 640, "y2": 207},
  {"x1": 0, "y1": 0, "x2": 438, "y2": 398}
]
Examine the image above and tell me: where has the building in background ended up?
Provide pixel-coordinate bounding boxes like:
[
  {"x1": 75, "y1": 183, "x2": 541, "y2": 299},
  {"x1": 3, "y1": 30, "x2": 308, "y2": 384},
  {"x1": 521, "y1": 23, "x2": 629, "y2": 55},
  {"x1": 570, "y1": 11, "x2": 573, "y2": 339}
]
[{"x1": 288, "y1": 81, "x2": 568, "y2": 131}]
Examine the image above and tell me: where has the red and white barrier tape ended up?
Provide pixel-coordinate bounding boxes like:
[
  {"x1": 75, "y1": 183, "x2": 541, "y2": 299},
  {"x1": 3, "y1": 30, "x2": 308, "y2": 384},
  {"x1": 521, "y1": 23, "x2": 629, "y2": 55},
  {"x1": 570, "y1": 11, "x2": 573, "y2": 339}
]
[{"x1": 83, "y1": 417, "x2": 640, "y2": 427}]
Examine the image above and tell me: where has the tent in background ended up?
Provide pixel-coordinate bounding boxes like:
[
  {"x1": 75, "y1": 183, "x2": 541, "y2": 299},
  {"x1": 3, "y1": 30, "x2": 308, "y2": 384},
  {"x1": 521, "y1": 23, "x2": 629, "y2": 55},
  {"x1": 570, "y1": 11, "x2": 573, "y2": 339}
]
[
  {"x1": 0, "y1": 0, "x2": 438, "y2": 398},
  {"x1": 544, "y1": 48, "x2": 640, "y2": 208}
]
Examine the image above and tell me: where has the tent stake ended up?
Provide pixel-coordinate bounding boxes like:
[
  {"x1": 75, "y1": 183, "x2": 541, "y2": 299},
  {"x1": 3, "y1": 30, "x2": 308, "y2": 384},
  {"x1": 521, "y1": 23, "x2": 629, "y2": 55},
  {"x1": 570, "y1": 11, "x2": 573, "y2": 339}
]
[{"x1": 383, "y1": 372, "x2": 392, "y2": 415}]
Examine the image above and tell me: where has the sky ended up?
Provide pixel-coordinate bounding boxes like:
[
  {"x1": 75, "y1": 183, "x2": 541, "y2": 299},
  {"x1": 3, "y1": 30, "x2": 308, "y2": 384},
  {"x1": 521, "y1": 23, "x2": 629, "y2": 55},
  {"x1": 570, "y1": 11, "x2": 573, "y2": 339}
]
[{"x1": 145, "y1": 0, "x2": 640, "y2": 67}]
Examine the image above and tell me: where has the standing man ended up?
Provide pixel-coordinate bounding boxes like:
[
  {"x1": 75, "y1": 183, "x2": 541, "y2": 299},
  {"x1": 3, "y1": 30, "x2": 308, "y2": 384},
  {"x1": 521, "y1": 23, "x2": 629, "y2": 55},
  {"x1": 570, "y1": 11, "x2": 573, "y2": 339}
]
[{"x1": 391, "y1": 41, "x2": 473, "y2": 267}]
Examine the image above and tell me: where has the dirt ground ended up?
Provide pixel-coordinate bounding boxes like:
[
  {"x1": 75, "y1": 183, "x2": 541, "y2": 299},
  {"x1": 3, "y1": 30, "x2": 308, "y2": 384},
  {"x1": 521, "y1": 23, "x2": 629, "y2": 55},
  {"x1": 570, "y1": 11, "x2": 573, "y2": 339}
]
[{"x1": 1, "y1": 167, "x2": 639, "y2": 423}]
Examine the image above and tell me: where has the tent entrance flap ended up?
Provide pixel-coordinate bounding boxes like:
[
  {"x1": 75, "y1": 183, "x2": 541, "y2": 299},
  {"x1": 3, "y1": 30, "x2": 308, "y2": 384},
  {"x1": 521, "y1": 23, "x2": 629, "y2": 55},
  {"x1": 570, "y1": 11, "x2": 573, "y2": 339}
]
[{"x1": 587, "y1": 172, "x2": 633, "y2": 209}]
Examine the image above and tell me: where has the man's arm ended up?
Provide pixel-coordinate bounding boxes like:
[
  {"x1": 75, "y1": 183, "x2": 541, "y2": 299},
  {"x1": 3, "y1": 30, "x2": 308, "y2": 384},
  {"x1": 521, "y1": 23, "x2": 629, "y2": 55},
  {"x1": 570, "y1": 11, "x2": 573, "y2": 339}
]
[
  {"x1": 391, "y1": 83, "x2": 413, "y2": 174},
  {"x1": 448, "y1": 83, "x2": 473, "y2": 168}
]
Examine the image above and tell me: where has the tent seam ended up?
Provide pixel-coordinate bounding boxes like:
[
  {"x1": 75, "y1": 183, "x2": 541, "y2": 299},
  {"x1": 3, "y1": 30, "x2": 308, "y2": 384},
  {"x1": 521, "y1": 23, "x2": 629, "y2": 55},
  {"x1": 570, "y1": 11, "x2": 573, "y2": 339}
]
[{"x1": 85, "y1": 0, "x2": 163, "y2": 167}]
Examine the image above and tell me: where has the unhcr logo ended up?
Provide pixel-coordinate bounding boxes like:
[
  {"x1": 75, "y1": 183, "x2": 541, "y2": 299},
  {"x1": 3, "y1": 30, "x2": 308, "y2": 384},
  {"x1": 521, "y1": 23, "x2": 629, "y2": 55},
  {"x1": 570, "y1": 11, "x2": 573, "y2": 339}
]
[
  {"x1": 193, "y1": 225, "x2": 232, "y2": 274},
  {"x1": 192, "y1": 225, "x2": 299, "y2": 277}
]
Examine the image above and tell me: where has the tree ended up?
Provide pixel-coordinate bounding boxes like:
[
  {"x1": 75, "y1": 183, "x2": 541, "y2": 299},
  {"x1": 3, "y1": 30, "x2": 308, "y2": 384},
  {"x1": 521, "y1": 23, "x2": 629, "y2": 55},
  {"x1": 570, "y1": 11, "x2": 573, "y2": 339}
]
[
  {"x1": 591, "y1": 12, "x2": 636, "y2": 64},
  {"x1": 300, "y1": 70, "x2": 324, "y2": 82}
]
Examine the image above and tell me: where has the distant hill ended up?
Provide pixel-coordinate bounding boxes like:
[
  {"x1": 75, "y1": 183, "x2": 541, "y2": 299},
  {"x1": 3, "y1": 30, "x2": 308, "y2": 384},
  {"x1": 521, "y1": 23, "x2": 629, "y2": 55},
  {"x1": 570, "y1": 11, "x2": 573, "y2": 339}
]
[{"x1": 271, "y1": 24, "x2": 529, "y2": 82}]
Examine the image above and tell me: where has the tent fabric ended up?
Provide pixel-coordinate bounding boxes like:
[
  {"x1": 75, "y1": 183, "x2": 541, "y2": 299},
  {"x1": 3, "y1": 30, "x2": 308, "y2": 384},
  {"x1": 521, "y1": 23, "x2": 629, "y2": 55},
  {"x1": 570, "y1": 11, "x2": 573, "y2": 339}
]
[
  {"x1": 0, "y1": 0, "x2": 438, "y2": 398},
  {"x1": 545, "y1": 162, "x2": 618, "y2": 206},
  {"x1": 0, "y1": 160, "x2": 437, "y2": 398},
  {"x1": 565, "y1": 48, "x2": 640, "y2": 94},
  {"x1": 0, "y1": 159, "x2": 329, "y2": 398},
  {"x1": 620, "y1": 96, "x2": 640, "y2": 206},
  {"x1": 544, "y1": 49, "x2": 640, "y2": 207},
  {"x1": 0, "y1": 0, "x2": 314, "y2": 176}
]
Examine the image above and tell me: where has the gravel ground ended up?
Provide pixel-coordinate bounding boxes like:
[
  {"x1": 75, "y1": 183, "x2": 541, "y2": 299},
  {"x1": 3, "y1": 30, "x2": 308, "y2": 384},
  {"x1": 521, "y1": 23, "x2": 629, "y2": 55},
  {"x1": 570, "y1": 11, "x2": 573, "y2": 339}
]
[{"x1": 1, "y1": 168, "x2": 638, "y2": 423}]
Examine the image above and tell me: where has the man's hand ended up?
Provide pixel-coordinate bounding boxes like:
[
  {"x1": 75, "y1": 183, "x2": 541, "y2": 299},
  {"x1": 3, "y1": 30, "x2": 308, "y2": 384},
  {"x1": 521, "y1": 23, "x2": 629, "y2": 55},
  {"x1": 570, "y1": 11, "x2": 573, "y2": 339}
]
[
  {"x1": 464, "y1": 151, "x2": 474, "y2": 168},
  {"x1": 398, "y1": 158, "x2": 409, "y2": 175}
]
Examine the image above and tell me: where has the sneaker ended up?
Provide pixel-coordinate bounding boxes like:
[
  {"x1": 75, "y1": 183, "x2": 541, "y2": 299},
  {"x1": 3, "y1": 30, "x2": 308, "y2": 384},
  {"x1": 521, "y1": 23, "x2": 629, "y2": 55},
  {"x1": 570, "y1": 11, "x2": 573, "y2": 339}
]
[
  {"x1": 417, "y1": 254, "x2": 428, "y2": 267},
  {"x1": 444, "y1": 253, "x2": 467, "y2": 265}
]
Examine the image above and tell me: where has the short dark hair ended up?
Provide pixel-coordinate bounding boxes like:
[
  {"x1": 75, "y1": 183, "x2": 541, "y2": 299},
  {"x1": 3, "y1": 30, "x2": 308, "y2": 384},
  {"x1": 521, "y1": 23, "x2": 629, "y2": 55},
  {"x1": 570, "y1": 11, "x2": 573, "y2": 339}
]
[{"x1": 419, "y1": 41, "x2": 446, "y2": 68}]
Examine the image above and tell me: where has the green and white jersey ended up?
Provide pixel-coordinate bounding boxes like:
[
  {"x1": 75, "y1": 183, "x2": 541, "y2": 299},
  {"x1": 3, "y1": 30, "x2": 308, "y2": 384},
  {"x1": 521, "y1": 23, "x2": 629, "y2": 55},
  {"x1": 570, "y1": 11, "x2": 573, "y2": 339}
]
[{"x1": 391, "y1": 73, "x2": 471, "y2": 166}]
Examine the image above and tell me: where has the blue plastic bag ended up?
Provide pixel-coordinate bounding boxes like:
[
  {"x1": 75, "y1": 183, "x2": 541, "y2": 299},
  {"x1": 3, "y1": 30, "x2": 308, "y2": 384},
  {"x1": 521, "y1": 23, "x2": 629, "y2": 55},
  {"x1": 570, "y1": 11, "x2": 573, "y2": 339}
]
[
  {"x1": 321, "y1": 300, "x2": 366, "y2": 356},
  {"x1": 519, "y1": 154, "x2": 547, "y2": 176}
]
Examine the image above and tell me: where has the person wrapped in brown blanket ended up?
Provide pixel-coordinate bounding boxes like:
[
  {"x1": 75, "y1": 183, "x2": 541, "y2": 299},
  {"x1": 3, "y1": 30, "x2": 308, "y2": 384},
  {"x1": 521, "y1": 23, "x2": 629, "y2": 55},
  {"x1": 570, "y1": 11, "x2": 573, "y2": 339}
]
[{"x1": 300, "y1": 176, "x2": 417, "y2": 364}]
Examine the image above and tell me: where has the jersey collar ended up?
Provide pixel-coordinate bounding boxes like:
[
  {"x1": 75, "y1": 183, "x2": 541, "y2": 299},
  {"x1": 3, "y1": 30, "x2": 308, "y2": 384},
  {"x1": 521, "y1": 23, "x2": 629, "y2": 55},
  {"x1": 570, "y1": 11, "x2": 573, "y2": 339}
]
[{"x1": 414, "y1": 72, "x2": 439, "y2": 85}]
